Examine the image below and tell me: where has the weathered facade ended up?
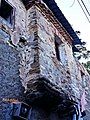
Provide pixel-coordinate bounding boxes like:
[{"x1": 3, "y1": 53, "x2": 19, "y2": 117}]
[{"x1": 0, "y1": 0, "x2": 90, "y2": 120}]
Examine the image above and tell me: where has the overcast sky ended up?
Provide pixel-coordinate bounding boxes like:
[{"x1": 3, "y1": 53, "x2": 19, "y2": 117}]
[{"x1": 55, "y1": 0, "x2": 90, "y2": 51}]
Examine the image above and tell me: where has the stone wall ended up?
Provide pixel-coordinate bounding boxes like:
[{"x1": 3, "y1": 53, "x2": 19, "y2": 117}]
[
  {"x1": 0, "y1": 0, "x2": 26, "y2": 119},
  {"x1": 0, "y1": 0, "x2": 85, "y2": 102},
  {"x1": 0, "y1": 40, "x2": 25, "y2": 120},
  {"x1": 76, "y1": 60, "x2": 90, "y2": 120}
]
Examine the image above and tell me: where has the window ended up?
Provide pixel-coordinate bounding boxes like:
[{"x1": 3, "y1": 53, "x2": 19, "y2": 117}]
[
  {"x1": 0, "y1": 0, "x2": 15, "y2": 25},
  {"x1": 55, "y1": 39, "x2": 60, "y2": 61},
  {"x1": 54, "y1": 34, "x2": 62, "y2": 61}
]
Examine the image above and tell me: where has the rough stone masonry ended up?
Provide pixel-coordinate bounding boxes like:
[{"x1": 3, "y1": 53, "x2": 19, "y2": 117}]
[{"x1": 0, "y1": 0, "x2": 90, "y2": 120}]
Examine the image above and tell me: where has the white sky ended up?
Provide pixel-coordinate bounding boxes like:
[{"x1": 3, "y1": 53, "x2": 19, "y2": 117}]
[{"x1": 55, "y1": 0, "x2": 90, "y2": 51}]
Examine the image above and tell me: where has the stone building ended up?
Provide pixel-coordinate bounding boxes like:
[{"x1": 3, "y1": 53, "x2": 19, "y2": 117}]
[{"x1": 0, "y1": 0, "x2": 90, "y2": 120}]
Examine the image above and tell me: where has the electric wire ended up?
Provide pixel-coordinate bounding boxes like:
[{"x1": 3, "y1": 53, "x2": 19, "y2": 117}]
[
  {"x1": 80, "y1": 0, "x2": 90, "y2": 16},
  {"x1": 77, "y1": 0, "x2": 90, "y2": 23}
]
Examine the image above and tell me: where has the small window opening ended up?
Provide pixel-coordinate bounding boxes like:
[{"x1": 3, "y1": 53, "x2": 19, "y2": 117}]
[
  {"x1": 0, "y1": 0, "x2": 14, "y2": 25},
  {"x1": 55, "y1": 35, "x2": 61, "y2": 61},
  {"x1": 55, "y1": 40, "x2": 60, "y2": 61}
]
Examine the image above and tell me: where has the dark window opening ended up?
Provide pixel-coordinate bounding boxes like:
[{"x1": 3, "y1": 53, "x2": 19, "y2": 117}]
[
  {"x1": 0, "y1": 0, "x2": 14, "y2": 25},
  {"x1": 54, "y1": 34, "x2": 62, "y2": 61},
  {"x1": 55, "y1": 41, "x2": 60, "y2": 61}
]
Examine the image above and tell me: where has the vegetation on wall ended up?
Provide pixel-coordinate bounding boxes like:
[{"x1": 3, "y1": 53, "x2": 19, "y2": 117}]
[
  {"x1": 74, "y1": 31, "x2": 90, "y2": 74},
  {"x1": 82, "y1": 61, "x2": 90, "y2": 74}
]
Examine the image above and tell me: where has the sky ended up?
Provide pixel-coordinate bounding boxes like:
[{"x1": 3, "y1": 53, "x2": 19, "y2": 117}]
[{"x1": 55, "y1": 0, "x2": 90, "y2": 51}]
